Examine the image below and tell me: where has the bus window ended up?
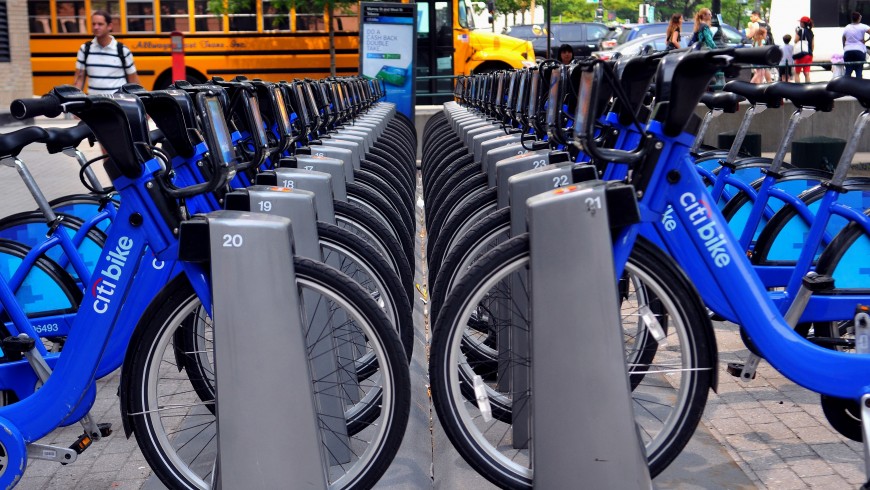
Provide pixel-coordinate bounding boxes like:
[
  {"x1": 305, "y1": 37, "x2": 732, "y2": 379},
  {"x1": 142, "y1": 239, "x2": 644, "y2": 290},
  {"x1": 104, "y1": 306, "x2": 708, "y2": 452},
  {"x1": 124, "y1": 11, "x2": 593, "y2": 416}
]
[
  {"x1": 193, "y1": 0, "x2": 221, "y2": 32},
  {"x1": 435, "y1": 2, "x2": 451, "y2": 45},
  {"x1": 56, "y1": 1, "x2": 85, "y2": 33},
  {"x1": 417, "y1": 3, "x2": 430, "y2": 36},
  {"x1": 297, "y1": 3, "x2": 325, "y2": 31},
  {"x1": 160, "y1": 0, "x2": 189, "y2": 32},
  {"x1": 263, "y1": 0, "x2": 290, "y2": 31},
  {"x1": 127, "y1": 0, "x2": 156, "y2": 32},
  {"x1": 457, "y1": 0, "x2": 474, "y2": 29},
  {"x1": 229, "y1": 2, "x2": 256, "y2": 31},
  {"x1": 27, "y1": 1, "x2": 50, "y2": 34},
  {"x1": 90, "y1": 0, "x2": 119, "y2": 17}
]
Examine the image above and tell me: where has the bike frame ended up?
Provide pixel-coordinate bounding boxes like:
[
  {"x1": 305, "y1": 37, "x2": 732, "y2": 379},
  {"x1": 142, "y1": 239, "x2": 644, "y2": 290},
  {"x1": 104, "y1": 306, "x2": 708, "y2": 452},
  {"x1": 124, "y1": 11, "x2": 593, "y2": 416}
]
[
  {"x1": 595, "y1": 109, "x2": 870, "y2": 323},
  {"x1": 0, "y1": 157, "x2": 210, "y2": 444},
  {"x1": 611, "y1": 119, "x2": 870, "y2": 400}
]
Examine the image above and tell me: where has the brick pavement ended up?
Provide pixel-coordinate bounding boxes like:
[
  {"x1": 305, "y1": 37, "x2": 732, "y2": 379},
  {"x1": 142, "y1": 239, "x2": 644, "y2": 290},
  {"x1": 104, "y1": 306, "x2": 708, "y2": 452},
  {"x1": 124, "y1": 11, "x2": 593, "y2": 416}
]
[{"x1": 0, "y1": 117, "x2": 867, "y2": 488}]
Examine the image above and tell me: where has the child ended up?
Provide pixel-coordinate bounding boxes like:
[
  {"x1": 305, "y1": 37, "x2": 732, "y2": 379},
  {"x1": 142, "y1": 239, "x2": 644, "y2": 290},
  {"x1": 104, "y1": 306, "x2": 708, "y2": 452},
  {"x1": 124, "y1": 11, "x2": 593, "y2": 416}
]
[{"x1": 779, "y1": 34, "x2": 794, "y2": 83}]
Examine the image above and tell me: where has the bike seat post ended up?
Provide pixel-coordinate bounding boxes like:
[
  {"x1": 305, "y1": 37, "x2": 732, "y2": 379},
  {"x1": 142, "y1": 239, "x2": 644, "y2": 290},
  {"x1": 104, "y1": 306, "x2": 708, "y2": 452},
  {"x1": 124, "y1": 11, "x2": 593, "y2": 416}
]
[
  {"x1": 782, "y1": 272, "x2": 834, "y2": 328},
  {"x1": 830, "y1": 110, "x2": 870, "y2": 187},
  {"x1": 725, "y1": 103, "x2": 766, "y2": 165},
  {"x1": 690, "y1": 107, "x2": 722, "y2": 154},
  {"x1": 63, "y1": 147, "x2": 105, "y2": 193},
  {"x1": 3, "y1": 157, "x2": 58, "y2": 223},
  {"x1": 768, "y1": 106, "x2": 816, "y2": 174}
]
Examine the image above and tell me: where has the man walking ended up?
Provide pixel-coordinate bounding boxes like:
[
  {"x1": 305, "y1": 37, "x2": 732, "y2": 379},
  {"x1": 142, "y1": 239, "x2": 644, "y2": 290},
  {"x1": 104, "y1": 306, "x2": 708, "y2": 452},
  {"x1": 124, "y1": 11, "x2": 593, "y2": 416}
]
[{"x1": 73, "y1": 11, "x2": 140, "y2": 94}]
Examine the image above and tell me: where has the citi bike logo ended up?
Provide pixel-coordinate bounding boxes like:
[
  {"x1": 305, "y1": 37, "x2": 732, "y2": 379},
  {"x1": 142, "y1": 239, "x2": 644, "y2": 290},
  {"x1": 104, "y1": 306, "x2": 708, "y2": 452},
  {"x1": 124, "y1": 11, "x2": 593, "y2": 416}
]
[
  {"x1": 679, "y1": 193, "x2": 731, "y2": 268},
  {"x1": 91, "y1": 237, "x2": 134, "y2": 314}
]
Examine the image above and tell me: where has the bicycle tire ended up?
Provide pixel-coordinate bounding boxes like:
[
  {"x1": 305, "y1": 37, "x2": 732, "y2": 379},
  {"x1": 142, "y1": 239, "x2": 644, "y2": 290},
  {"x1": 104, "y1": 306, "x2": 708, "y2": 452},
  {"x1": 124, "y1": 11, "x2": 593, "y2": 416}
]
[
  {"x1": 425, "y1": 157, "x2": 479, "y2": 208},
  {"x1": 429, "y1": 208, "x2": 510, "y2": 323},
  {"x1": 122, "y1": 259, "x2": 411, "y2": 490},
  {"x1": 353, "y1": 170, "x2": 415, "y2": 234},
  {"x1": 317, "y1": 221, "x2": 414, "y2": 361},
  {"x1": 0, "y1": 238, "x2": 83, "y2": 321},
  {"x1": 362, "y1": 155, "x2": 414, "y2": 200},
  {"x1": 429, "y1": 234, "x2": 714, "y2": 486},
  {"x1": 334, "y1": 200, "x2": 414, "y2": 301},
  {"x1": 174, "y1": 219, "x2": 415, "y2": 414},
  {"x1": 423, "y1": 141, "x2": 465, "y2": 189},
  {"x1": 347, "y1": 182, "x2": 415, "y2": 266},
  {"x1": 369, "y1": 146, "x2": 414, "y2": 187},
  {"x1": 427, "y1": 189, "x2": 497, "y2": 284},
  {"x1": 426, "y1": 176, "x2": 488, "y2": 253}
]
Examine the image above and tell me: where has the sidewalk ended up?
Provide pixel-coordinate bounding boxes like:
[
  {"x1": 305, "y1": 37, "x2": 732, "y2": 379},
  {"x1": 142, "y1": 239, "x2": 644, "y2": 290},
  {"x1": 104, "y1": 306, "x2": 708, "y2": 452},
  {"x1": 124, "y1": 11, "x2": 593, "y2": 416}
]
[{"x1": 0, "y1": 117, "x2": 865, "y2": 488}]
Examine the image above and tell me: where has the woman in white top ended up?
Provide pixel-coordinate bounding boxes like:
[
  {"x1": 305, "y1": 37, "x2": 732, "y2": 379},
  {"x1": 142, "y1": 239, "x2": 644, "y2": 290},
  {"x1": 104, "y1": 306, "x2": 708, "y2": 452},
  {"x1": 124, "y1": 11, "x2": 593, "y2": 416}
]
[{"x1": 842, "y1": 11, "x2": 870, "y2": 79}]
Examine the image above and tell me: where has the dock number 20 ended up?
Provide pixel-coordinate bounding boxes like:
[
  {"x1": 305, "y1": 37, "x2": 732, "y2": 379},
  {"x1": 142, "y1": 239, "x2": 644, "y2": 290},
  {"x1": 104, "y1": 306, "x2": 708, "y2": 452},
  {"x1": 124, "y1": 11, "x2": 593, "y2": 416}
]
[{"x1": 222, "y1": 234, "x2": 244, "y2": 248}]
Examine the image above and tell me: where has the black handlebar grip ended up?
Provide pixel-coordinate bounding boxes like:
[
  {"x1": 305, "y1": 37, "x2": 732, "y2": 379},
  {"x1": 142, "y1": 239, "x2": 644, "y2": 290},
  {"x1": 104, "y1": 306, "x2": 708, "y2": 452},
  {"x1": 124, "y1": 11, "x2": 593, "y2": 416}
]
[
  {"x1": 731, "y1": 46, "x2": 782, "y2": 66},
  {"x1": 10, "y1": 94, "x2": 62, "y2": 119}
]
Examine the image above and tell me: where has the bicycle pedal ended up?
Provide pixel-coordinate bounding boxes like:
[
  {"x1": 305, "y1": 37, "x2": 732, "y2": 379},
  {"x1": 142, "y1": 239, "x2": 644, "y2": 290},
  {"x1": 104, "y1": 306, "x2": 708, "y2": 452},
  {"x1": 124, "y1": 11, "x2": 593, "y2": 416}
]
[
  {"x1": 69, "y1": 432, "x2": 94, "y2": 455},
  {"x1": 97, "y1": 423, "x2": 113, "y2": 438},
  {"x1": 726, "y1": 362, "x2": 756, "y2": 380}
]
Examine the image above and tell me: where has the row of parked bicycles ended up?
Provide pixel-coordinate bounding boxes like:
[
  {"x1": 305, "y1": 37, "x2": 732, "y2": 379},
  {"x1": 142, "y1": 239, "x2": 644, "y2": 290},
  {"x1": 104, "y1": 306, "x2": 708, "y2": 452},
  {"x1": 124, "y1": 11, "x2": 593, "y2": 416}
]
[
  {"x1": 422, "y1": 45, "x2": 870, "y2": 488},
  {"x1": 2, "y1": 43, "x2": 870, "y2": 490},
  {"x1": 0, "y1": 75, "x2": 420, "y2": 488}
]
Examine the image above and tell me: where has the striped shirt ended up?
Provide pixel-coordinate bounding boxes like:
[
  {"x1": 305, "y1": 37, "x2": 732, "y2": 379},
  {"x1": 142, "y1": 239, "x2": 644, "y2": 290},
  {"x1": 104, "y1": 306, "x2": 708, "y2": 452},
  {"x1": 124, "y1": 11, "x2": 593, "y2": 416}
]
[{"x1": 75, "y1": 37, "x2": 137, "y2": 95}]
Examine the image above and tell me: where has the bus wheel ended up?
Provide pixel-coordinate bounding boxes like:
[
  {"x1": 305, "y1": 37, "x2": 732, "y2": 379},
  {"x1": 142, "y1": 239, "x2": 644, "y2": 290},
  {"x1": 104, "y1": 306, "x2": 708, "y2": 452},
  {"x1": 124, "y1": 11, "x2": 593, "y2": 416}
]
[
  {"x1": 153, "y1": 68, "x2": 206, "y2": 90},
  {"x1": 472, "y1": 62, "x2": 512, "y2": 74}
]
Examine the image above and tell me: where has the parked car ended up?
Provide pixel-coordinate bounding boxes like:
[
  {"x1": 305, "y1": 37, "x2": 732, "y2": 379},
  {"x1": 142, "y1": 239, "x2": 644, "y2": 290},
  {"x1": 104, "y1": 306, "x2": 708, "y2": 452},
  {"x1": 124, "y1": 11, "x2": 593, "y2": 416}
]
[
  {"x1": 592, "y1": 32, "x2": 693, "y2": 61},
  {"x1": 508, "y1": 22, "x2": 610, "y2": 58},
  {"x1": 599, "y1": 25, "x2": 626, "y2": 51},
  {"x1": 592, "y1": 30, "x2": 752, "y2": 84},
  {"x1": 602, "y1": 21, "x2": 748, "y2": 50}
]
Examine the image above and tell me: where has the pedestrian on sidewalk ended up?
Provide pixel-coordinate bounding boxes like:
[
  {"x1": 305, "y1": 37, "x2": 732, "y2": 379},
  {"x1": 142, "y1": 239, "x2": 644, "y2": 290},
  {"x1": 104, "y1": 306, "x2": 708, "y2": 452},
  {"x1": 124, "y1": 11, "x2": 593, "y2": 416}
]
[
  {"x1": 842, "y1": 11, "x2": 870, "y2": 79},
  {"x1": 73, "y1": 10, "x2": 140, "y2": 94}
]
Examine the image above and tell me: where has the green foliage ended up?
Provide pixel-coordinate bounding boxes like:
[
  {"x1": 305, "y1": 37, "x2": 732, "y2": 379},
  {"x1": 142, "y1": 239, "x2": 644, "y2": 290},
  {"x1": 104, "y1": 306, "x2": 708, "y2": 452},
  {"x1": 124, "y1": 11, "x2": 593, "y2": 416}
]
[
  {"x1": 206, "y1": 0, "x2": 358, "y2": 77},
  {"x1": 541, "y1": 0, "x2": 769, "y2": 26}
]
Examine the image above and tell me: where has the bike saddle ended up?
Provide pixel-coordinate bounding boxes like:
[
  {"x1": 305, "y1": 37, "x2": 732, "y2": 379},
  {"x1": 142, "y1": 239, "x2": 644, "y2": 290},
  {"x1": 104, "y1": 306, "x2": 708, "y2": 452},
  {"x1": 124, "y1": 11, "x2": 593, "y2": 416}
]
[
  {"x1": 700, "y1": 91, "x2": 744, "y2": 114},
  {"x1": 119, "y1": 83, "x2": 148, "y2": 95},
  {"x1": 827, "y1": 76, "x2": 870, "y2": 108},
  {"x1": 765, "y1": 82, "x2": 843, "y2": 112},
  {"x1": 723, "y1": 80, "x2": 783, "y2": 108},
  {"x1": 74, "y1": 94, "x2": 152, "y2": 179},
  {"x1": 0, "y1": 126, "x2": 48, "y2": 158},
  {"x1": 44, "y1": 122, "x2": 94, "y2": 154}
]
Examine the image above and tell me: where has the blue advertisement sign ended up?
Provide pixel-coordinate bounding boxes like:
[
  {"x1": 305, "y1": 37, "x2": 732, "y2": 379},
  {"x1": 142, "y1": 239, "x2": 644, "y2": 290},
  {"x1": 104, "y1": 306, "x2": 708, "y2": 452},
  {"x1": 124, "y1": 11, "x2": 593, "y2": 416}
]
[{"x1": 360, "y1": 3, "x2": 416, "y2": 120}]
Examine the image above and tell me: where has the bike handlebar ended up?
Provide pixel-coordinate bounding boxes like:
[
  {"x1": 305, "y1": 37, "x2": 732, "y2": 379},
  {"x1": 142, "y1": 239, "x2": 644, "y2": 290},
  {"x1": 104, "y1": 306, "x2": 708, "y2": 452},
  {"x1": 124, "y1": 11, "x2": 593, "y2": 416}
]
[
  {"x1": 729, "y1": 46, "x2": 782, "y2": 66},
  {"x1": 10, "y1": 94, "x2": 62, "y2": 119}
]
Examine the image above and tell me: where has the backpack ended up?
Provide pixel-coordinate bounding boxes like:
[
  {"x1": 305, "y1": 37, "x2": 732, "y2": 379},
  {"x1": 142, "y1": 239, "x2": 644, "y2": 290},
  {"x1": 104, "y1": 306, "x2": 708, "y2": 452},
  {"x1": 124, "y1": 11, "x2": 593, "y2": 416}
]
[
  {"x1": 758, "y1": 21, "x2": 775, "y2": 46},
  {"x1": 689, "y1": 30, "x2": 699, "y2": 44}
]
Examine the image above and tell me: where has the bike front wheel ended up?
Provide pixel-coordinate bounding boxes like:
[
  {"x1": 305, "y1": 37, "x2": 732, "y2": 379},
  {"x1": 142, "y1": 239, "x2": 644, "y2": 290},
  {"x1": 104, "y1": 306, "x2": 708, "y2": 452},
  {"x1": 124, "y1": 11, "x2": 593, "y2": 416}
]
[
  {"x1": 121, "y1": 258, "x2": 410, "y2": 490},
  {"x1": 429, "y1": 235, "x2": 715, "y2": 487}
]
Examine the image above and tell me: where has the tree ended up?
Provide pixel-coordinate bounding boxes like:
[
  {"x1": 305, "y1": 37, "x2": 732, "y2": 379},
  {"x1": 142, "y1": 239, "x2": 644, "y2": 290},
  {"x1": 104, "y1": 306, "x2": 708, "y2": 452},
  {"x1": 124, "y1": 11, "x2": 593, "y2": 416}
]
[
  {"x1": 208, "y1": 0, "x2": 356, "y2": 76},
  {"x1": 652, "y1": 0, "x2": 770, "y2": 28}
]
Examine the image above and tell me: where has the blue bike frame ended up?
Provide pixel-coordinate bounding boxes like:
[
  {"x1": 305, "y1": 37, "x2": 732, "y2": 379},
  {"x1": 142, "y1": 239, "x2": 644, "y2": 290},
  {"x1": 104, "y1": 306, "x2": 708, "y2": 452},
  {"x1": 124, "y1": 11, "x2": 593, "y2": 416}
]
[
  {"x1": 0, "y1": 157, "x2": 211, "y2": 451},
  {"x1": 611, "y1": 120, "x2": 870, "y2": 400}
]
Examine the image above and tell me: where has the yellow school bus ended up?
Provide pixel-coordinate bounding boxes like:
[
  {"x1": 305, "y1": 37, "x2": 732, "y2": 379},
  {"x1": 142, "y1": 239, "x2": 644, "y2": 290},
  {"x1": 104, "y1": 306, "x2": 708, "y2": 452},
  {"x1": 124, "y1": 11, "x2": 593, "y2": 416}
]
[{"x1": 27, "y1": 0, "x2": 534, "y2": 95}]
